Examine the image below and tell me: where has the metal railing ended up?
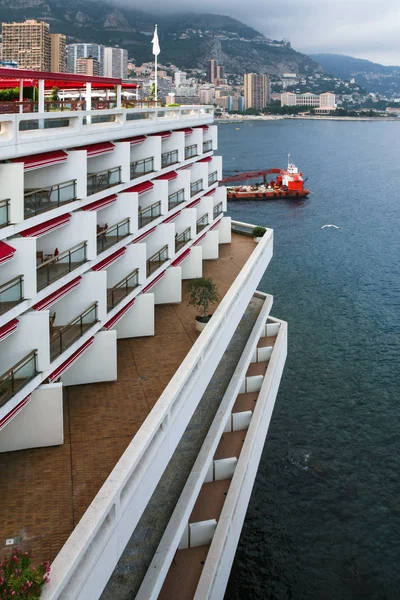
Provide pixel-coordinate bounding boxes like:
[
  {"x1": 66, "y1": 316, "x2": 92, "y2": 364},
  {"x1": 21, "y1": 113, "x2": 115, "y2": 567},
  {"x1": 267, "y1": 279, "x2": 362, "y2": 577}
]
[
  {"x1": 147, "y1": 244, "x2": 169, "y2": 277},
  {"x1": 107, "y1": 269, "x2": 140, "y2": 311},
  {"x1": 138, "y1": 201, "x2": 161, "y2": 229},
  {"x1": 97, "y1": 218, "x2": 130, "y2": 253},
  {"x1": 196, "y1": 214, "x2": 209, "y2": 234},
  {"x1": 185, "y1": 144, "x2": 198, "y2": 160},
  {"x1": 0, "y1": 350, "x2": 38, "y2": 408},
  {"x1": 24, "y1": 180, "x2": 77, "y2": 218},
  {"x1": 168, "y1": 189, "x2": 185, "y2": 211},
  {"x1": 0, "y1": 275, "x2": 24, "y2": 315},
  {"x1": 213, "y1": 202, "x2": 224, "y2": 218},
  {"x1": 0, "y1": 198, "x2": 10, "y2": 228},
  {"x1": 87, "y1": 167, "x2": 121, "y2": 196},
  {"x1": 36, "y1": 242, "x2": 87, "y2": 292},
  {"x1": 190, "y1": 179, "x2": 204, "y2": 197},
  {"x1": 50, "y1": 303, "x2": 98, "y2": 362},
  {"x1": 203, "y1": 140, "x2": 213, "y2": 153},
  {"x1": 130, "y1": 157, "x2": 154, "y2": 179},
  {"x1": 161, "y1": 150, "x2": 179, "y2": 168},
  {"x1": 175, "y1": 227, "x2": 192, "y2": 252},
  {"x1": 208, "y1": 171, "x2": 218, "y2": 186}
]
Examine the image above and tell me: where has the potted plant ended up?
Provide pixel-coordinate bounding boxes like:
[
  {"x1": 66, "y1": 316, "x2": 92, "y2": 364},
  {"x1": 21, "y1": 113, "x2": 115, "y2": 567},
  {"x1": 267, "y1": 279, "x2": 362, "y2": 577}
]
[
  {"x1": 187, "y1": 277, "x2": 219, "y2": 332},
  {"x1": 0, "y1": 548, "x2": 50, "y2": 598},
  {"x1": 252, "y1": 226, "x2": 267, "y2": 243}
]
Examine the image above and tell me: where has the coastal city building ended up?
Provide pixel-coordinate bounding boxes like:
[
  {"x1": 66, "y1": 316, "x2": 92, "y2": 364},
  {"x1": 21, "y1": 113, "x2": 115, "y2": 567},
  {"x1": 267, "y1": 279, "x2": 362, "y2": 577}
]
[
  {"x1": 199, "y1": 85, "x2": 216, "y2": 105},
  {"x1": 1, "y1": 20, "x2": 51, "y2": 71},
  {"x1": 50, "y1": 33, "x2": 67, "y2": 73},
  {"x1": 104, "y1": 47, "x2": 128, "y2": 79},
  {"x1": 244, "y1": 72, "x2": 271, "y2": 110},
  {"x1": 207, "y1": 58, "x2": 218, "y2": 83},
  {"x1": 66, "y1": 43, "x2": 104, "y2": 75},
  {"x1": 75, "y1": 57, "x2": 100, "y2": 76},
  {"x1": 0, "y1": 66, "x2": 286, "y2": 599},
  {"x1": 174, "y1": 71, "x2": 187, "y2": 87},
  {"x1": 281, "y1": 91, "x2": 337, "y2": 113}
]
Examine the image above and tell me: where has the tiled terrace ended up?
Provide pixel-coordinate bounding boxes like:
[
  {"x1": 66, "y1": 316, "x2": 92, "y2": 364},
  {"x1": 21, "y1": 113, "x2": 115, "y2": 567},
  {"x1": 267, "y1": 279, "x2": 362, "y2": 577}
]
[{"x1": 0, "y1": 233, "x2": 256, "y2": 566}]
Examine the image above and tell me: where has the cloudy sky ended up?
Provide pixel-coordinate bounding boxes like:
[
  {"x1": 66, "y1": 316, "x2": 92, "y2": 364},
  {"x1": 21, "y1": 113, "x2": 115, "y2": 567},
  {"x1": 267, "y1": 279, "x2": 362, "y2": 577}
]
[{"x1": 136, "y1": 0, "x2": 400, "y2": 66}]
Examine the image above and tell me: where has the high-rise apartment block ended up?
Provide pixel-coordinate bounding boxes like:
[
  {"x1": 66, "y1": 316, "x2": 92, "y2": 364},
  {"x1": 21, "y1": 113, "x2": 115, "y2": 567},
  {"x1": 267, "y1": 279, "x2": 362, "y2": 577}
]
[
  {"x1": 50, "y1": 33, "x2": 66, "y2": 73},
  {"x1": 174, "y1": 71, "x2": 187, "y2": 87},
  {"x1": 207, "y1": 59, "x2": 218, "y2": 83},
  {"x1": 1, "y1": 20, "x2": 51, "y2": 71},
  {"x1": 67, "y1": 43, "x2": 104, "y2": 75},
  {"x1": 244, "y1": 73, "x2": 270, "y2": 110},
  {"x1": 104, "y1": 47, "x2": 128, "y2": 79},
  {"x1": 75, "y1": 57, "x2": 100, "y2": 76}
]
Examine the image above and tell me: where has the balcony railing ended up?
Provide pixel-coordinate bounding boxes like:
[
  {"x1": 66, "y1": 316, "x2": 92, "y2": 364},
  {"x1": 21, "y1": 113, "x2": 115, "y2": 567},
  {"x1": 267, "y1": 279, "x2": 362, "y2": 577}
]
[
  {"x1": 168, "y1": 189, "x2": 185, "y2": 211},
  {"x1": 107, "y1": 269, "x2": 140, "y2": 311},
  {"x1": 190, "y1": 179, "x2": 204, "y2": 197},
  {"x1": 175, "y1": 227, "x2": 192, "y2": 252},
  {"x1": 130, "y1": 157, "x2": 155, "y2": 179},
  {"x1": 0, "y1": 199, "x2": 10, "y2": 228},
  {"x1": 208, "y1": 171, "x2": 218, "y2": 186},
  {"x1": 203, "y1": 140, "x2": 213, "y2": 153},
  {"x1": 161, "y1": 150, "x2": 179, "y2": 169},
  {"x1": 185, "y1": 144, "x2": 198, "y2": 160},
  {"x1": 196, "y1": 214, "x2": 209, "y2": 234},
  {"x1": 138, "y1": 201, "x2": 161, "y2": 229},
  {"x1": 97, "y1": 218, "x2": 130, "y2": 253},
  {"x1": 36, "y1": 242, "x2": 87, "y2": 292},
  {"x1": 50, "y1": 303, "x2": 98, "y2": 362},
  {"x1": 24, "y1": 180, "x2": 77, "y2": 218},
  {"x1": 147, "y1": 245, "x2": 169, "y2": 277},
  {"x1": 0, "y1": 275, "x2": 24, "y2": 316},
  {"x1": 87, "y1": 167, "x2": 121, "y2": 196},
  {"x1": 0, "y1": 350, "x2": 38, "y2": 408},
  {"x1": 213, "y1": 202, "x2": 224, "y2": 218}
]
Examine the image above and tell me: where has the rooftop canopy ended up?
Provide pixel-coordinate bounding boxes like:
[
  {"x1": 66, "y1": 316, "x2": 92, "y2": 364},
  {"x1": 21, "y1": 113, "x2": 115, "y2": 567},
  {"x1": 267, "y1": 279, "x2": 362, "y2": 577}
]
[{"x1": 0, "y1": 67, "x2": 139, "y2": 90}]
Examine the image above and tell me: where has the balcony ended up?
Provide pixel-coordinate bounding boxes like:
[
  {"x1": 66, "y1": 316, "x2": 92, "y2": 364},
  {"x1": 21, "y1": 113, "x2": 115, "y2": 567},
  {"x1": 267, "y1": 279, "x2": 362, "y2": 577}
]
[
  {"x1": 50, "y1": 303, "x2": 98, "y2": 362},
  {"x1": 0, "y1": 350, "x2": 38, "y2": 408},
  {"x1": 208, "y1": 171, "x2": 218, "y2": 186},
  {"x1": 97, "y1": 219, "x2": 130, "y2": 254},
  {"x1": 168, "y1": 189, "x2": 185, "y2": 211},
  {"x1": 185, "y1": 144, "x2": 198, "y2": 160},
  {"x1": 190, "y1": 179, "x2": 204, "y2": 197},
  {"x1": 130, "y1": 157, "x2": 154, "y2": 180},
  {"x1": 203, "y1": 140, "x2": 213, "y2": 153},
  {"x1": 0, "y1": 199, "x2": 10, "y2": 228},
  {"x1": 161, "y1": 150, "x2": 179, "y2": 169},
  {"x1": 0, "y1": 275, "x2": 24, "y2": 316},
  {"x1": 147, "y1": 245, "x2": 169, "y2": 277},
  {"x1": 138, "y1": 201, "x2": 161, "y2": 229},
  {"x1": 213, "y1": 202, "x2": 224, "y2": 219},
  {"x1": 175, "y1": 227, "x2": 191, "y2": 252},
  {"x1": 107, "y1": 269, "x2": 139, "y2": 311},
  {"x1": 24, "y1": 180, "x2": 77, "y2": 219},
  {"x1": 196, "y1": 214, "x2": 209, "y2": 234},
  {"x1": 87, "y1": 167, "x2": 121, "y2": 196},
  {"x1": 36, "y1": 242, "x2": 87, "y2": 292}
]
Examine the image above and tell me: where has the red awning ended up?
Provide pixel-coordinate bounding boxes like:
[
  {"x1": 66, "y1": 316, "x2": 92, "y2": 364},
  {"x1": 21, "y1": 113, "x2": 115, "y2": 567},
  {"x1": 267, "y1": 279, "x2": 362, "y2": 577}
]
[
  {"x1": 103, "y1": 299, "x2": 135, "y2": 330},
  {"x1": 171, "y1": 248, "x2": 191, "y2": 267},
  {"x1": 122, "y1": 135, "x2": 146, "y2": 145},
  {"x1": 178, "y1": 164, "x2": 192, "y2": 170},
  {"x1": 194, "y1": 231, "x2": 208, "y2": 246},
  {"x1": 125, "y1": 181, "x2": 154, "y2": 195},
  {"x1": 20, "y1": 213, "x2": 71, "y2": 237},
  {"x1": 32, "y1": 277, "x2": 82, "y2": 311},
  {"x1": 199, "y1": 156, "x2": 213, "y2": 163},
  {"x1": 92, "y1": 247, "x2": 126, "y2": 271},
  {"x1": 142, "y1": 270, "x2": 165, "y2": 293},
  {"x1": 0, "y1": 394, "x2": 31, "y2": 432},
  {"x1": 196, "y1": 125, "x2": 209, "y2": 130},
  {"x1": 81, "y1": 194, "x2": 117, "y2": 211},
  {"x1": 76, "y1": 142, "x2": 115, "y2": 157},
  {"x1": 48, "y1": 337, "x2": 94, "y2": 382},
  {"x1": 0, "y1": 318, "x2": 18, "y2": 342},
  {"x1": 133, "y1": 226, "x2": 157, "y2": 243},
  {"x1": 151, "y1": 131, "x2": 172, "y2": 139},
  {"x1": 0, "y1": 240, "x2": 16, "y2": 265},
  {"x1": 163, "y1": 211, "x2": 181, "y2": 223},
  {"x1": 211, "y1": 217, "x2": 223, "y2": 230},
  {"x1": 203, "y1": 189, "x2": 215, "y2": 196},
  {"x1": 155, "y1": 171, "x2": 178, "y2": 181},
  {"x1": 176, "y1": 128, "x2": 193, "y2": 135},
  {"x1": 185, "y1": 198, "x2": 201, "y2": 208},
  {"x1": 12, "y1": 150, "x2": 68, "y2": 171}
]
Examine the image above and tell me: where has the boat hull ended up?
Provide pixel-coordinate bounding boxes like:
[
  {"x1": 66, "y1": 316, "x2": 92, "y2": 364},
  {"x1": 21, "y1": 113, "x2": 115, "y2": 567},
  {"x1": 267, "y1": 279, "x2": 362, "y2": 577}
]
[{"x1": 227, "y1": 189, "x2": 310, "y2": 201}]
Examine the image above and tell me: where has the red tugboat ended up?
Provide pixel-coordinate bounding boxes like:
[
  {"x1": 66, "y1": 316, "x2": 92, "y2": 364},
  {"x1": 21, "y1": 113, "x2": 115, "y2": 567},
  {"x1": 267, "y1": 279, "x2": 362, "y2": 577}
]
[{"x1": 223, "y1": 155, "x2": 310, "y2": 200}]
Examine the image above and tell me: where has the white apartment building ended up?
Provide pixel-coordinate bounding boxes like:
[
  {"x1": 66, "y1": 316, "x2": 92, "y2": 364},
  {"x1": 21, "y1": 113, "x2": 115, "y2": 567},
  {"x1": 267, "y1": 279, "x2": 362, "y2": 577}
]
[
  {"x1": 281, "y1": 91, "x2": 336, "y2": 112},
  {"x1": 66, "y1": 43, "x2": 104, "y2": 75},
  {"x1": 104, "y1": 47, "x2": 128, "y2": 79},
  {"x1": 0, "y1": 67, "x2": 286, "y2": 600}
]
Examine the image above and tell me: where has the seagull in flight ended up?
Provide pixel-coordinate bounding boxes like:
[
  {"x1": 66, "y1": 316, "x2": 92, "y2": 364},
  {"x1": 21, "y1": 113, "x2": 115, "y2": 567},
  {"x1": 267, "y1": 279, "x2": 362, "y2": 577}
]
[{"x1": 321, "y1": 224, "x2": 340, "y2": 229}]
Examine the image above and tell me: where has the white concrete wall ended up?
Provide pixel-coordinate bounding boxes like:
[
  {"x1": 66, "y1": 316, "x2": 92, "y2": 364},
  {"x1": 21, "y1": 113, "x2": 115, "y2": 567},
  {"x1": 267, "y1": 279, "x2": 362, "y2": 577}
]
[
  {"x1": 61, "y1": 330, "x2": 117, "y2": 386},
  {"x1": 24, "y1": 152, "x2": 86, "y2": 200},
  {"x1": 175, "y1": 209, "x2": 196, "y2": 238},
  {"x1": 106, "y1": 244, "x2": 146, "y2": 288},
  {"x1": 162, "y1": 131, "x2": 184, "y2": 162},
  {"x1": 145, "y1": 223, "x2": 174, "y2": 260},
  {"x1": 168, "y1": 170, "x2": 190, "y2": 201},
  {"x1": 38, "y1": 211, "x2": 97, "y2": 261},
  {"x1": 114, "y1": 293, "x2": 155, "y2": 338},
  {"x1": 199, "y1": 230, "x2": 219, "y2": 260},
  {"x1": 152, "y1": 267, "x2": 182, "y2": 304},
  {"x1": 0, "y1": 383, "x2": 63, "y2": 452},
  {"x1": 51, "y1": 271, "x2": 106, "y2": 326},
  {"x1": 203, "y1": 125, "x2": 218, "y2": 150},
  {"x1": 0, "y1": 238, "x2": 36, "y2": 300},
  {"x1": 0, "y1": 310, "x2": 50, "y2": 374},
  {"x1": 130, "y1": 137, "x2": 161, "y2": 171},
  {"x1": 181, "y1": 246, "x2": 203, "y2": 279},
  {"x1": 94, "y1": 192, "x2": 135, "y2": 231},
  {"x1": 217, "y1": 217, "x2": 231, "y2": 244},
  {"x1": 190, "y1": 161, "x2": 208, "y2": 191},
  {"x1": 0, "y1": 163, "x2": 24, "y2": 225}
]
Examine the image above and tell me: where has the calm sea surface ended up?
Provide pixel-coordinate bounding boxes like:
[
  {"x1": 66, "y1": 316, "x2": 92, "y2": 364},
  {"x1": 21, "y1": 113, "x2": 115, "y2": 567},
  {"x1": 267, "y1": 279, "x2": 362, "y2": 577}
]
[{"x1": 219, "y1": 120, "x2": 400, "y2": 600}]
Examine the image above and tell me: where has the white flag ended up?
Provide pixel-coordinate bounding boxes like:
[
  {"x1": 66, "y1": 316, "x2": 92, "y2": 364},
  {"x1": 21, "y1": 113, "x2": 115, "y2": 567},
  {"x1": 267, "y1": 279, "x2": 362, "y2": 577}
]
[{"x1": 152, "y1": 25, "x2": 160, "y2": 56}]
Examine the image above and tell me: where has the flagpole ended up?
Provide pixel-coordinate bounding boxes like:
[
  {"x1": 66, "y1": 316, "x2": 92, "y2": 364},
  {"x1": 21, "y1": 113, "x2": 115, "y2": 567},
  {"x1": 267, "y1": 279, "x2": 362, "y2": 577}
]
[{"x1": 154, "y1": 24, "x2": 158, "y2": 102}]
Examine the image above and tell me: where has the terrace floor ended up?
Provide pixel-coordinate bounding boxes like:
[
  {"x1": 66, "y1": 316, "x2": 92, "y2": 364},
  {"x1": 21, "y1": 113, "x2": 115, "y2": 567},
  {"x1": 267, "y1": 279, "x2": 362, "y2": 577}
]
[{"x1": 0, "y1": 232, "x2": 256, "y2": 566}]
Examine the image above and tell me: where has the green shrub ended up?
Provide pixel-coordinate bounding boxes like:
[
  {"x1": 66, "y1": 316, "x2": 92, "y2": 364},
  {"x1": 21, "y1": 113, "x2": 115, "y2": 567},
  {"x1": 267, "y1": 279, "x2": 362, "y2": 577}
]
[
  {"x1": 0, "y1": 548, "x2": 50, "y2": 598},
  {"x1": 187, "y1": 277, "x2": 219, "y2": 322},
  {"x1": 252, "y1": 226, "x2": 267, "y2": 238}
]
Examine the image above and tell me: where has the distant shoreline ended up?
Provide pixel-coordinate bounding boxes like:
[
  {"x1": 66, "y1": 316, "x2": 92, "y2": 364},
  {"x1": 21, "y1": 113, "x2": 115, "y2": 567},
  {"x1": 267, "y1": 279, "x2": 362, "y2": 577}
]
[{"x1": 216, "y1": 115, "x2": 400, "y2": 123}]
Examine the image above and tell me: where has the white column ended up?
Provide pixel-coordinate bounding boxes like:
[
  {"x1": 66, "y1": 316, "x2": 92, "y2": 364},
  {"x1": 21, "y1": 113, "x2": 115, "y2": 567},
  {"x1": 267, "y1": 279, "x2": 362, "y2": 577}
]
[
  {"x1": 85, "y1": 82, "x2": 92, "y2": 111},
  {"x1": 38, "y1": 78, "x2": 45, "y2": 128},
  {"x1": 19, "y1": 79, "x2": 24, "y2": 114},
  {"x1": 116, "y1": 84, "x2": 122, "y2": 108}
]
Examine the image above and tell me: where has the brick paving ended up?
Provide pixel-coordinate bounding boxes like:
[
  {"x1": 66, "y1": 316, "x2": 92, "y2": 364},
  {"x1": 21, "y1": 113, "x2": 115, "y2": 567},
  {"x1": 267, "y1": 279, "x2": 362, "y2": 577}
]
[{"x1": 0, "y1": 233, "x2": 256, "y2": 566}]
